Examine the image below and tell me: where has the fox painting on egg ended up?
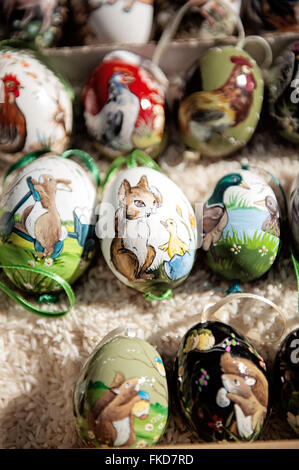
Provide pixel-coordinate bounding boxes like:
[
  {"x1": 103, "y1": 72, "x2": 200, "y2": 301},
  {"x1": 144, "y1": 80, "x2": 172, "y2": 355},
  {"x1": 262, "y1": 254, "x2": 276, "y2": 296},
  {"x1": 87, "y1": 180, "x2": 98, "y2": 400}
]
[{"x1": 99, "y1": 167, "x2": 197, "y2": 294}]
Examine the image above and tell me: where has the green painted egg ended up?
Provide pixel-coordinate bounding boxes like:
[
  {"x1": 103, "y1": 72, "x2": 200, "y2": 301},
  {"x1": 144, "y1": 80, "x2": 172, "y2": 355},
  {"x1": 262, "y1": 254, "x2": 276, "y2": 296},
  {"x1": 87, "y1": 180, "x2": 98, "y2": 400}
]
[
  {"x1": 201, "y1": 169, "x2": 281, "y2": 282},
  {"x1": 73, "y1": 329, "x2": 169, "y2": 448},
  {"x1": 178, "y1": 45, "x2": 264, "y2": 158},
  {"x1": 0, "y1": 153, "x2": 97, "y2": 294}
]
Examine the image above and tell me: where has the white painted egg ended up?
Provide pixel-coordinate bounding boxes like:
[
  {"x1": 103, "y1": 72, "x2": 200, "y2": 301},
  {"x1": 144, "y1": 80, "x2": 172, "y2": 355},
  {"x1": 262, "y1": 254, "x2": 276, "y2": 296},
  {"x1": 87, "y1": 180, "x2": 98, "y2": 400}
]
[{"x1": 97, "y1": 166, "x2": 197, "y2": 294}]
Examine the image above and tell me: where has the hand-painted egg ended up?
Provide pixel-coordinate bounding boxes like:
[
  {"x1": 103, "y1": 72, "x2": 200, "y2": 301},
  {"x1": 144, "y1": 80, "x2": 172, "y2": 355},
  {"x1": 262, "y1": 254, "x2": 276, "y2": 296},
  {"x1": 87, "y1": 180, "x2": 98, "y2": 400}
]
[
  {"x1": 73, "y1": 328, "x2": 169, "y2": 448},
  {"x1": 0, "y1": 48, "x2": 73, "y2": 158},
  {"x1": 174, "y1": 321, "x2": 269, "y2": 442},
  {"x1": 82, "y1": 50, "x2": 168, "y2": 160},
  {"x1": 178, "y1": 45, "x2": 264, "y2": 158},
  {"x1": 0, "y1": 0, "x2": 69, "y2": 47},
  {"x1": 75, "y1": 0, "x2": 154, "y2": 44},
  {"x1": 243, "y1": 0, "x2": 299, "y2": 34},
  {"x1": 267, "y1": 43, "x2": 299, "y2": 144},
  {"x1": 290, "y1": 173, "x2": 299, "y2": 253},
  {"x1": 0, "y1": 154, "x2": 97, "y2": 294},
  {"x1": 201, "y1": 169, "x2": 281, "y2": 282},
  {"x1": 97, "y1": 166, "x2": 197, "y2": 294},
  {"x1": 274, "y1": 328, "x2": 299, "y2": 436}
]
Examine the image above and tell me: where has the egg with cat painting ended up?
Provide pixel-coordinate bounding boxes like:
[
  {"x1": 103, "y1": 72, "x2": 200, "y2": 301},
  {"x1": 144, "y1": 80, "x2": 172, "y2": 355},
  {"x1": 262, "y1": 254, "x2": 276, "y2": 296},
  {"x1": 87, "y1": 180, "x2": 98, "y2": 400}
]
[
  {"x1": 0, "y1": 153, "x2": 97, "y2": 294},
  {"x1": 201, "y1": 168, "x2": 281, "y2": 283},
  {"x1": 174, "y1": 320, "x2": 270, "y2": 442},
  {"x1": 97, "y1": 166, "x2": 197, "y2": 296},
  {"x1": 73, "y1": 328, "x2": 169, "y2": 448},
  {"x1": 0, "y1": 47, "x2": 73, "y2": 160},
  {"x1": 82, "y1": 50, "x2": 168, "y2": 160}
]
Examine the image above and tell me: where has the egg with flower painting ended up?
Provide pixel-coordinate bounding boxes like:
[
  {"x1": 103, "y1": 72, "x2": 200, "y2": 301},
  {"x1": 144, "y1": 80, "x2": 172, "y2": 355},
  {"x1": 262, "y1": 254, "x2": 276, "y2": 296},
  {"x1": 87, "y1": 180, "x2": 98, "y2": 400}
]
[
  {"x1": 178, "y1": 45, "x2": 264, "y2": 158},
  {"x1": 0, "y1": 153, "x2": 97, "y2": 294},
  {"x1": 0, "y1": 47, "x2": 73, "y2": 159},
  {"x1": 201, "y1": 169, "x2": 281, "y2": 283},
  {"x1": 82, "y1": 50, "x2": 168, "y2": 160},
  {"x1": 174, "y1": 321, "x2": 270, "y2": 442},
  {"x1": 73, "y1": 328, "x2": 169, "y2": 448},
  {"x1": 97, "y1": 166, "x2": 197, "y2": 296}
]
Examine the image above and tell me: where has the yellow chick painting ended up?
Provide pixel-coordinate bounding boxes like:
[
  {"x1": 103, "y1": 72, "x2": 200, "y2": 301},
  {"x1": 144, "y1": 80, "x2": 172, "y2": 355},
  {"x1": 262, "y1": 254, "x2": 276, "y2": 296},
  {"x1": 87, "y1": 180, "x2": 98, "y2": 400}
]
[{"x1": 159, "y1": 219, "x2": 189, "y2": 258}]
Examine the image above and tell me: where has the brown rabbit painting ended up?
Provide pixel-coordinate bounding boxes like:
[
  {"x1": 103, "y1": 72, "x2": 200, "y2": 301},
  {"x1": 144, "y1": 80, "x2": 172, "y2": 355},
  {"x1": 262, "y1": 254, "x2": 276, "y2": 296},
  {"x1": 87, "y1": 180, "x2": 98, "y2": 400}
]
[
  {"x1": 0, "y1": 155, "x2": 97, "y2": 294},
  {"x1": 99, "y1": 167, "x2": 197, "y2": 294}
]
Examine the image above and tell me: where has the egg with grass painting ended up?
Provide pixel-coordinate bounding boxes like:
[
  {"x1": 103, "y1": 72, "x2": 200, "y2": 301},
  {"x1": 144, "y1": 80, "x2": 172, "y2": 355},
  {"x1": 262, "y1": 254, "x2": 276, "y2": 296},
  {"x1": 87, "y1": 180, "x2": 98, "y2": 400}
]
[
  {"x1": 73, "y1": 328, "x2": 169, "y2": 448},
  {"x1": 201, "y1": 169, "x2": 281, "y2": 283},
  {"x1": 0, "y1": 153, "x2": 97, "y2": 294}
]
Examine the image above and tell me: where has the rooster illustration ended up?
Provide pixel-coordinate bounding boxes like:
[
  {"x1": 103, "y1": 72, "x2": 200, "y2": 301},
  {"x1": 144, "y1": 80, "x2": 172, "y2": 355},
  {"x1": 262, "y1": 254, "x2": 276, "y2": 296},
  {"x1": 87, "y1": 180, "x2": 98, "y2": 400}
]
[
  {"x1": 0, "y1": 74, "x2": 27, "y2": 153},
  {"x1": 178, "y1": 56, "x2": 257, "y2": 142},
  {"x1": 83, "y1": 68, "x2": 140, "y2": 151}
]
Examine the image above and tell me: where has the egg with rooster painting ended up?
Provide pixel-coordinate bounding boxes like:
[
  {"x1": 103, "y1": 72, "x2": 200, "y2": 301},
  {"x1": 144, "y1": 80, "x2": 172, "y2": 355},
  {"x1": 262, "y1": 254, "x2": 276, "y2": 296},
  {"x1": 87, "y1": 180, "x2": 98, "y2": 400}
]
[
  {"x1": 178, "y1": 45, "x2": 264, "y2": 158},
  {"x1": 82, "y1": 50, "x2": 168, "y2": 160},
  {"x1": 73, "y1": 328, "x2": 169, "y2": 448},
  {"x1": 0, "y1": 47, "x2": 73, "y2": 160}
]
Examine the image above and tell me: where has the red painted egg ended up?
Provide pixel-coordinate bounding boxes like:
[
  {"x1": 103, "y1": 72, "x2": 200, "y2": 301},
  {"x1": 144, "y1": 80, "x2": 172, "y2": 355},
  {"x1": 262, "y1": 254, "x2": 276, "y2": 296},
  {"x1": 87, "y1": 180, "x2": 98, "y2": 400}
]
[{"x1": 82, "y1": 50, "x2": 168, "y2": 160}]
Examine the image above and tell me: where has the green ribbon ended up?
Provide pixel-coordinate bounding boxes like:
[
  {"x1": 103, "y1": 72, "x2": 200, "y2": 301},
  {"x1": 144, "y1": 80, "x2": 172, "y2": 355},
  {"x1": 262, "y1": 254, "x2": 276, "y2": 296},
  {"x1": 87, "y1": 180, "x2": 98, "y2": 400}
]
[
  {"x1": 144, "y1": 289, "x2": 173, "y2": 301},
  {"x1": 0, "y1": 264, "x2": 75, "y2": 317},
  {"x1": 100, "y1": 150, "x2": 161, "y2": 191},
  {"x1": 3, "y1": 148, "x2": 101, "y2": 188}
]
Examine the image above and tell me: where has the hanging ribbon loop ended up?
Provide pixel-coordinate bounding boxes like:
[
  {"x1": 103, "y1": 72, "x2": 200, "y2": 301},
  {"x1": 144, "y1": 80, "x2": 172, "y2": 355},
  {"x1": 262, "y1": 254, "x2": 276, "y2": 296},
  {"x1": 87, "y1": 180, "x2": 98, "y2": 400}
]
[
  {"x1": 0, "y1": 264, "x2": 75, "y2": 317},
  {"x1": 200, "y1": 292, "x2": 287, "y2": 344}
]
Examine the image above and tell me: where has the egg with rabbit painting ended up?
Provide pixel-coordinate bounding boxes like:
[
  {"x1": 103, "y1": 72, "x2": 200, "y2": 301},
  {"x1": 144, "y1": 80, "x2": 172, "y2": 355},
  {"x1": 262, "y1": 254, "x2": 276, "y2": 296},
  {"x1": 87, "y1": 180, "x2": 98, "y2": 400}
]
[
  {"x1": 174, "y1": 321, "x2": 270, "y2": 442},
  {"x1": 201, "y1": 169, "x2": 281, "y2": 282},
  {"x1": 0, "y1": 153, "x2": 97, "y2": 294},
  {"x1": 97, "y1": 166, "x2": 197, "y2": 296},
  {"x1": 73, "y1": 329, "x2": 169, "y2": 448}
]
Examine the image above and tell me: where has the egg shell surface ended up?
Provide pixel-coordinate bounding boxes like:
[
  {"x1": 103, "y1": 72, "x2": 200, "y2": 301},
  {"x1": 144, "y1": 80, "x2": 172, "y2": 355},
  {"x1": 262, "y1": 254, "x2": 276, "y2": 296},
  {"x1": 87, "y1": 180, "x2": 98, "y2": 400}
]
[
  {"x1": 202, "y1": 169, "x2": 281, "y2": 282},
  {"x1": 73, "y1": 334, "x2": 169, "y2": 448},
  {"x1": 174, "y1": 320, "x2": 270, "y2": 442},
  {"x1": 0, "y1": 154, "x2": 97, "y2": 293},
  {"x1": 178, "y1": 45, "x2": 264, "y2": 158},
  {"x1": 0, "y1": 48, "x2": 73, "y2": 157},
  {"x1": 98, "y1": 166, "x2": 197, "y2": 293}
]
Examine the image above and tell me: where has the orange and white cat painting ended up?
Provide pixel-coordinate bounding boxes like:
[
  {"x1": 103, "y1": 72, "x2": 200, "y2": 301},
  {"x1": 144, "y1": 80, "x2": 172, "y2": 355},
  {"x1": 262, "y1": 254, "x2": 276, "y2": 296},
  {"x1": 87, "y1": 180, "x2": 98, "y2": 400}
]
[{"x1": 110, "y1": 175, "x2": 163, "y2": 283}]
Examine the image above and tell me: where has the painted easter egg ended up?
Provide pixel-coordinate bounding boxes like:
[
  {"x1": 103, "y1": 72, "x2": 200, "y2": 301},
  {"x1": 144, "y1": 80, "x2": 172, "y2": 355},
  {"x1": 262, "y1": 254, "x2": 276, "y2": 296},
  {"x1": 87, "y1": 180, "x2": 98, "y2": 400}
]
[
  {"x1": 178, "y1": 45, "x2": 264, "y2": 158},
  {"x1": 0, "y1": 47, "x2": 73, "y2": 158},
  {"x1": 0, "y1": 0, "x2": 69, "y2": 47},
  {"x1": 174, "y1": 321, "x2": 269, "y2": 442},
  {"x1": 267, "y1": 42, "x2": 299, "y2": 144},
  {"x1": 82, "y1": 50, "x2": 168, "y2": 160},
  {"x1": 73, "y1": 328, "x2": 169, "y2": 448},
  {"x1": 289, "y1": 172, "x2": 299, "y2": 253},
  {"x1": 0, "y1": 153, "x2": 97, "y2": 294},
  {"x1": 97, "y1": 166, "x2": 197, "y2": 294},
  {"x1": 274, "y1": 328, "x2": 299, "y2": 436},
  {"x1": 243, "y1": 0, "x2": 299, "y2": 34},
  {"x1": 201, "y1": 169, "x2": 281, "y2": 282}
]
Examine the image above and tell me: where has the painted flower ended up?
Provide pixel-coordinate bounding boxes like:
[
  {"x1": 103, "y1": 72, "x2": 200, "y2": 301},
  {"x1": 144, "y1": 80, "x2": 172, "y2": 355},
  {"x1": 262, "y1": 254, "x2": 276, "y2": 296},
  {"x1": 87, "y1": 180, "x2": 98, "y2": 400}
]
[
  {"x1": 88, "y1": 430, "x2": 95, "y2": 439},
  {"x1": 231, "y1": 244, "x2": 241, "y2": 255},
  {"x1": 269, "y1": 255, "x2": 275, "y2": 264},
  {"x1": 44, "y1": 257, "x2": 53, "y2": 267},
  {"x1": 27, "y1": 260, "x2": 35, "y2": 267},
  {"x1": 189, "y1": 214, "x2": 196, "y2": 229},
  {"x1": 208, "y1": 415, "x2": 223, "y2": 432},
  {"x1": 158, "y1": 423, "x2": 164, "y2": 430},
  {"x1": 145, "y1": 423, "x2": 154, "y2": 432},
  {"x1": 136, "y1": 440, "x2": 148, "y2": 448},
  {"x1": 24, "y1": 282, "x2": 33, "y2": 290},
  {"x1": 259, "y1": 246, "x2": 268, "y2": 256}
]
